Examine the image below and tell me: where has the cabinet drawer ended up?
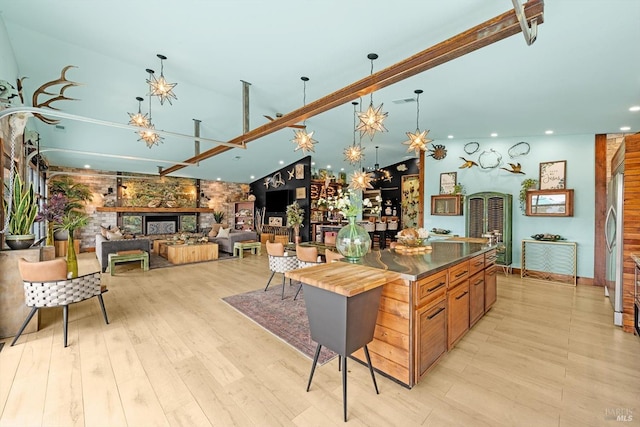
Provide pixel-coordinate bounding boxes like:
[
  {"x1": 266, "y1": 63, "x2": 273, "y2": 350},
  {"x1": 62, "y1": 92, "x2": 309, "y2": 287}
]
[
  {"x1": 448, "y1": 260, "x2": 470, "y2": 288},
  {"x1": 469, "y1": 254, "x2": 485, "y2": 276},
  {"x1": 415, "y1": 271, "x2": 447, "y2": 308},
  {"x1": 485, "y1": 249, "x2": 497, "y2": 265}
]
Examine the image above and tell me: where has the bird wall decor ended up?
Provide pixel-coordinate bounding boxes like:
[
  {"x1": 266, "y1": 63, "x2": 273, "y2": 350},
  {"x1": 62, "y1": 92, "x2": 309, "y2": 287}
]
[
  {"x1": 500, "y1": 163, "x2": 525, "y2": 174},
  {"x1": 459, "y1": 157, "x2": 479, "y2": 169}
]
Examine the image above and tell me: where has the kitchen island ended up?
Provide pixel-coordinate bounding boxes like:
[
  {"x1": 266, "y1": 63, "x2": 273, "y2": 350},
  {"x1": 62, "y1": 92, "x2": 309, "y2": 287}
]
[{"x1": 322, "y1": 240, "x2": 497, "y2": 388}]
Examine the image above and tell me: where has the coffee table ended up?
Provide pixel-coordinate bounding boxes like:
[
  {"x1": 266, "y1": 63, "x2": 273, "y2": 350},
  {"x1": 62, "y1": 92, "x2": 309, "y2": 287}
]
[{"x1": 159, "y1": 242, "x2": 218, "y2": 264}]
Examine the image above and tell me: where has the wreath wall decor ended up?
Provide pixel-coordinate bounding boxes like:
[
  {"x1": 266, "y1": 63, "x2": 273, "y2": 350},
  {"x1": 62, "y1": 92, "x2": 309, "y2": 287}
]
[
  {"x1": 464, "y1": 141, "x2": 480, "y2": 155},
  {"x1": 478, "y1": 149, "x2": 502, "y2": 169},
  {"x1": 508, "y1": 141, "x2": 530, "y2": 158}
]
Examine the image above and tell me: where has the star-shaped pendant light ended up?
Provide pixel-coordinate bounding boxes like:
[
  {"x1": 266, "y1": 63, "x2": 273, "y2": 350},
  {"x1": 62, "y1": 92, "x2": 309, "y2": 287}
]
[
  {"x1": 292, "y1": 76, "x2": 318, "y2": 153},
  {"x1": 127, "y1": 96, "x2": 150, "y2": 127},
  {"x1": 356, "y1": 53, "x2": 388, "y2": 140},
  {"x1": 147, "y1": 54, "x2": 177, "y2": 105},
  {"x1": 402, "y1": 89, "x2": 433, "y2": 155},
  {"x1": 138, "y1": 123, "x2": 163, "y2": 148},
  {"x1": 292, "y1": 128, "x2": 317, "y2": 152},
  {"x1": 344, "y1": 101, "x2": 365, "y2": 165},
  {"x1": 350, "y1": 170, "x2": 374, "y2": 191}
]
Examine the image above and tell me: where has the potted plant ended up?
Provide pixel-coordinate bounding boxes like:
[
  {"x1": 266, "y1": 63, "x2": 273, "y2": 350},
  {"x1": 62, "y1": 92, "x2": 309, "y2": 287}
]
[
  {"x1": 519, "y1": 178, "x2": 538, "y2": 213},
  {"x1": 58, "y1": 210, "x2": 90, "y2": 278},
  {"x1": 49, "y1": 176, "x2": 92, "y2": 240},
  {"x1": 286, "y1": 201, "x2": 304, "y2": 243},
  {"x1": 35, "y1": 192, "x2": 67, "y2": 246},
  {"x1": 3, "y1": 175, "x2": 39, "y2": 250},
  {"x1": 212, "y1": 210, "x2": 225, "y2": 224}
]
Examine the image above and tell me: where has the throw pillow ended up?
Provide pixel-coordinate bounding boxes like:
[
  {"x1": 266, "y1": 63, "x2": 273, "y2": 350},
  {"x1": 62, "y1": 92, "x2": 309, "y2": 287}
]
[
  {"x1": 216, "y1": 227, "x2": 230, "y2": 239},
  {"x1": 106, "y1": 230, "x2": 124, "y2": 240},
  {"x1": 100, "y1": 225, "x2": 110, "y2": 237}
]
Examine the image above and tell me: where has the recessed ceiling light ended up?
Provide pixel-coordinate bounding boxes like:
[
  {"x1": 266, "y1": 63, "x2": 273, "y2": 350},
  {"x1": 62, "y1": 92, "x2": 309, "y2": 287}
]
[
  {"x1": 447, "y1": 135, "x2": 453, "y2": 139},
  {"x1": 311, "y1": 162, "x2": 315, "y2": 166},
  {"x1": 545, "y1": 130, "x2": 554, "y2": 135},
  {"x1": 629, "y1": 106, "x2": 640, "y2": 112},
  {"x1": 327, "y1": 165, "x2": 332, "y2": 169},
  {"x1": 278, "y1": 160, "x2": 284, "y2": 165},
  {"x1": 250, "y1": 175, "x2": 255, "y2": 180},
  {"x1": 490, "y1": 133, "x2": 498, "y2": 137},
  {"x1": 84, "y1": 164, "x2": 90, "y2": 168},
  {"x1": 216, "y1": 177, "x2": 221, "y2": 181},
  {"x1": 620, "y1": 126, "x2": 631, "y2": 131},
  {"x1": 340, "y1": 168, "x2": 344, "y2": 171}
]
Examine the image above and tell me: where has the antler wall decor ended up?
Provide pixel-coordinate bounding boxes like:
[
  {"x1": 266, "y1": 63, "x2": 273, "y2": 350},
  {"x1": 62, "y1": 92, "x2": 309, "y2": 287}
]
[{"x1": 23, "y1": 65, "x2": 81, "y2": 125}]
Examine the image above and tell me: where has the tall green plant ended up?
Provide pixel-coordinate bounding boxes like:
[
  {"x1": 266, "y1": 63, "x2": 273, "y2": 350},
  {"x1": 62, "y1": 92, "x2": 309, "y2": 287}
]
[
  {"x1": 4, "y1": 175, "x2": 38, "y2": 235},
  {"x1": 50, "y1": 176, "x2": 92, "y2": 212}
]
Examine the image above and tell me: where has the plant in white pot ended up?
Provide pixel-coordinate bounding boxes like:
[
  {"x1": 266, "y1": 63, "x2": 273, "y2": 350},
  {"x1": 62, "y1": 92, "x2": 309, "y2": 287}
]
[
  {"x1": 3, "y1": 175, "x2": 39, "y2": 250},
  {"x1": 286, "y1": 201, "x2": 304, "y2": 243}
]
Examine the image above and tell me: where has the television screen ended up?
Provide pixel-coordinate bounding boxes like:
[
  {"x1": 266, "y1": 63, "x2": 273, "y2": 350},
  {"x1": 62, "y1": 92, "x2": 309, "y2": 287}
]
[{"x1": 266, "y1": 190, "x2": 290, "y2": 212}]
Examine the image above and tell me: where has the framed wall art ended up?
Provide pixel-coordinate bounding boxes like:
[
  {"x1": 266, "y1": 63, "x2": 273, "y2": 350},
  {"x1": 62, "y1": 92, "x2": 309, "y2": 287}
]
[
  {"x1": 539, "y1": 160, "x2": 566, "y2": 190},
  {"x1": 295, "y1": 187, "x2": 306, "y2": 199},
  {"x1": 295, "y1": 163, "x2": 304, "y2": 179},
  {"x1": 439, "y1": 172, "x2": 457, "y2": 194},
  {"x1": 401, "y1": 174, "x2": 420, "y2": 229}
]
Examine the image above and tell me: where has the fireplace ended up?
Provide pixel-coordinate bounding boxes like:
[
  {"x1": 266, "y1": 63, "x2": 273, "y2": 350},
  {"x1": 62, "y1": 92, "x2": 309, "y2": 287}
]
[{"x1": 145, "y1": 215, "x2": 179, "y2": 235}]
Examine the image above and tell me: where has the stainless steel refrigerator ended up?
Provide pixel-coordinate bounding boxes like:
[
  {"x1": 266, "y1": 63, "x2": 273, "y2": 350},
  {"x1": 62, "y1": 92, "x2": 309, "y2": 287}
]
[{"x1": 605, "y1": 168, "x2": 624, "y2": 326}]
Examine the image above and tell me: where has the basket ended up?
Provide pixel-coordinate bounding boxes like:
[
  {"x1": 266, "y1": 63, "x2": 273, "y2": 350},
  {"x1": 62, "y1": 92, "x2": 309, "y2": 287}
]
[
  {"x1": 387, "y1": 221, "x2": 398, "y2": 231},
  {"x1": 375, "y1": 222, "x2": 387, "y2": 231},
  {"x1": 363, "y1": 222, "x2": 375, "y2": 232}
]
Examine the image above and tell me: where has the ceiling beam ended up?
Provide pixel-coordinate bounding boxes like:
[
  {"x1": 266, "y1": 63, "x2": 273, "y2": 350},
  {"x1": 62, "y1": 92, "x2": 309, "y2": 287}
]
[{"x1": 161, "y1": 0, "x2": 544, "y2": 177}]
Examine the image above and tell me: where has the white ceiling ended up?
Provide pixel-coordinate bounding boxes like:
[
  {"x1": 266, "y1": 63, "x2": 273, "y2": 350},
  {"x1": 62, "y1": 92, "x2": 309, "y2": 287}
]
[{"x1": 1, "y1": 0, "x2": 639, "y2": 183}]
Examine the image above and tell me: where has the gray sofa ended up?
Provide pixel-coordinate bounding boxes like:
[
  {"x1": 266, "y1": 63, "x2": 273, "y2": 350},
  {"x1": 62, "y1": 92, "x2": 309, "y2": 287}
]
[
  {"x1": 209, "y1": 230, "x2": 258, "y2": 253},
  {"x1": 95, "y1": 234, "x2": 151, "y2": 272}
]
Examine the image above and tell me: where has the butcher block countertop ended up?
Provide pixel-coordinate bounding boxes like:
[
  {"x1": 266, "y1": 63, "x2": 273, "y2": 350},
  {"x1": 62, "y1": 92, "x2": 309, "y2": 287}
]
[{"x1": 286, "y1": 263, "x2": 400, "y2": 297}]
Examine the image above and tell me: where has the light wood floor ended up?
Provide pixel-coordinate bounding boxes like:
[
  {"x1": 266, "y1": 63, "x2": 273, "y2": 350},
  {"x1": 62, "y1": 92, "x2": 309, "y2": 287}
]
[{"x1": 1, "y1": 251, "x2": 639, "y2": 427}]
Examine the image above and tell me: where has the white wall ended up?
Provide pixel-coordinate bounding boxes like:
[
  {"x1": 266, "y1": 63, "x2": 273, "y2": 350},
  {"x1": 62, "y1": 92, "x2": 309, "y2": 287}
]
[
  {"x1": 0, "y1": 16, "x2": 18, "y2": 81},
  {"x1": 423, "y1": 134, "x2": 595, "y2": 278}
]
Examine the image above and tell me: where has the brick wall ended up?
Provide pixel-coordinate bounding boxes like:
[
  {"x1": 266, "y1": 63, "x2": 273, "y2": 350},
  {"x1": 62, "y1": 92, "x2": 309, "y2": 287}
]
[{"x1": 48, "y1": 167, "x2": 248, "y2": 251}]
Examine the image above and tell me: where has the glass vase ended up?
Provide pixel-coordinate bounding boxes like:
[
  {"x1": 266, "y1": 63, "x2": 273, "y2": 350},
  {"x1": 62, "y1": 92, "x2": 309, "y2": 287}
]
[
  {"x1": 66, "y1": 233, "x2": 78, "y2": 278},
  {"x1": 336, "y1": 216, "x2": 371, "y2": 262}
]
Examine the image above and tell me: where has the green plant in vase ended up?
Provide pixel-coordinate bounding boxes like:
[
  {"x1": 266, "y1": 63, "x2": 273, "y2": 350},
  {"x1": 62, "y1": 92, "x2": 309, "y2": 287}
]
[
  {"x1": 3, "y1": 175, "x2": 39, "y2": 249},
  {"x1": 35, "y1": 193, "x2": 67, "y2": 246},
  {"x1": 519, "y1": 178, "x2": 538, "y2": 213},
  {"x1": 212, "y1": 210, "x2": 225, "y2": 224},
  {"x1": 58, "y1": 210, "x2": 89, "y2": 278},
  {"x1": 286, "y1": 201, "x2": 304, "y2": 243},
  {"x1": 325, "y1": 189, "x2": 372, "y2": 262},
  {"x1": 49, "y1": 176, "x2": 92, "y2": 240}
]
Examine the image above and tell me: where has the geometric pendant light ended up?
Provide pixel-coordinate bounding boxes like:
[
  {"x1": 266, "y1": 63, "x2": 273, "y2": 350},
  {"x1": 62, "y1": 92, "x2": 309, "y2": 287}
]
[
  {"x1": 343, "y1": 101, "x2": 365, "y2": 165},
  {"x1": 147, "y1": 54, "x2": 177, "y2": 106},
  {"x1": 291, "y1": 76, "x2": 318, "y2": 153},
  {"x1": 356, "y1": 53, "x2": 388, "y2": 140},
  {"x1": 127, "y1": 96, "x2": 150, "y2": 127},
  {"x1": 402, "y1": 89, "x2": 433, "y2": 156}
]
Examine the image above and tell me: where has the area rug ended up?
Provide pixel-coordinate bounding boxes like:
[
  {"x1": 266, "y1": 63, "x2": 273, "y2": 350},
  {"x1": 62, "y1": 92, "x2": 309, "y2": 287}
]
[{"x1": 222, "y1": 286, "x2": 337, "y2": 365}]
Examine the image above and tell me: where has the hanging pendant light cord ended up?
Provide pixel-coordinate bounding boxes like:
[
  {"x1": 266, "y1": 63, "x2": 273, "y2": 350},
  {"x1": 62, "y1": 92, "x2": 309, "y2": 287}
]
[{"x1": 416, "y1": 91, "x2": 421, "y2": 131}]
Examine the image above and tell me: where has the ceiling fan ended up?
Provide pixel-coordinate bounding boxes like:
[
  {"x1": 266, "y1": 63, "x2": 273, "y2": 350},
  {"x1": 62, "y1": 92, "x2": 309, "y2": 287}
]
[{"x1": 263, "y1": 112, "x2": 306, "y2": 129}]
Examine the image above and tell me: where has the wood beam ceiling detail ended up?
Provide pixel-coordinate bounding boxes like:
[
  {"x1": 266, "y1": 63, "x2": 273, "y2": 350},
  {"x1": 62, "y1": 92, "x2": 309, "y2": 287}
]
[{"x1": 161, "y1": 0, "x2": 544, "y2": 177}]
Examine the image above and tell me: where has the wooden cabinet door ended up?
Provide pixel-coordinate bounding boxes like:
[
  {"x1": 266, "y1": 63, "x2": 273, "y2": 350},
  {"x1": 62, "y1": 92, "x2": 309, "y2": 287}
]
[
  {"x1": 469, "y1": 271, "x2": 485, "y2": 327},
  {"x1": 485, "y1": 264, "x2": 497, "y2": 311},
  {"x1": 447, "y1": 281, "x2": 470, "y2": 349},
  {"x1": 416, "y1": 299, "x2": 447, "y2": 382}
]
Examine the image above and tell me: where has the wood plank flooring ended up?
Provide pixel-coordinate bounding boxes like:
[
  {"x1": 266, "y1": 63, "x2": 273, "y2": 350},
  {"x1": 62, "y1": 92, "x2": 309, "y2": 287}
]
[{"x1": 1, "y1": 252, "x2": 639, "y2": 426}]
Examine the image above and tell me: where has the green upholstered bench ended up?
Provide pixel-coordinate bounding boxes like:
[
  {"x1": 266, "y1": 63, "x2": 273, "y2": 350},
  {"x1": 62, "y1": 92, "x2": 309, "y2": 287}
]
[
  {"x1": 233, "y1": 240, "x2": 261, "y2": 258},
  {"x1": 108, "y1": 250, "x2": 149, "y2": 275}
]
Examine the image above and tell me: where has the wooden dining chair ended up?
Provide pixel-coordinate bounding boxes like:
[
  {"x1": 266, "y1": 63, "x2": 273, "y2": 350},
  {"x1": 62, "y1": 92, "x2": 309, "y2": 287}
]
[{"x1": 324, "y1": 249, "x2": 344, "y2": 263}]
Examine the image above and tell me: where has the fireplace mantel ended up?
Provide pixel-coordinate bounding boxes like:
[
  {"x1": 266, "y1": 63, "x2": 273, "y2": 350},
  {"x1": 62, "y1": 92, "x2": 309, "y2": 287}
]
[{"x1": 96, "y1": 207, "x2": 214, "y2": 213}]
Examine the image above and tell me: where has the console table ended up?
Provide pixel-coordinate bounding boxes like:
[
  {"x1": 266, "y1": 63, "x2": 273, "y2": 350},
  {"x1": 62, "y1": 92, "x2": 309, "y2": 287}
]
[{"x1": 521, "y1": 239, "x2": 577, "y2": 285}]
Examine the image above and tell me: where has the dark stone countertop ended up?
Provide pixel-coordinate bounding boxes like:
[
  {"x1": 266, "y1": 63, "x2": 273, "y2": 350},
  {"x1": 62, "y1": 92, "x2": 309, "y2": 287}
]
[{"x1": 351, "y1": 240, "x2": 494, "y2": 282}]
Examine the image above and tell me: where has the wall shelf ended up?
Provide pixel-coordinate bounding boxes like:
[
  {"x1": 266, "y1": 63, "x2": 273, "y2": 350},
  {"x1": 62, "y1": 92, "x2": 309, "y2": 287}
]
[{"x1": 96, "y1": 207, "x2": 214, "y2": 213}]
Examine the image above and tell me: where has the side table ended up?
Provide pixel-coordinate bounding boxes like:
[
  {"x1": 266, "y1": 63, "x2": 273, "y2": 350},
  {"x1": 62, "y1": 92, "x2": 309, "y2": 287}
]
[
  {"x1": 233, "y1": 240, "x2": 261, "y2": 258},
  {"x1": 286, "y1": 263, "x2": 399, "y2": 422}
]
